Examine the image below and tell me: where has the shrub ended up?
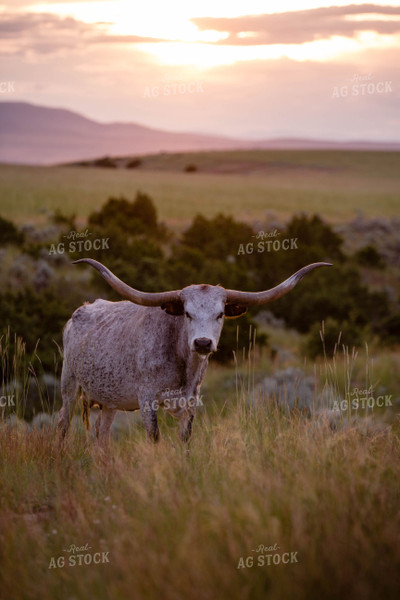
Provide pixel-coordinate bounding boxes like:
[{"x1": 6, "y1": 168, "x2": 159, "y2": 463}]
[
  {"x1": 0, "y1": 286, "x2": 73, "y2": 376},
  {"x1": 302, "y1": 317, "x2": 364, "y2": 359},
  {"x1": 88, "y1": 192, "x2": 163, "y2": 238},
  {"x1": 181, "y1": 213, "x2": 254, "y2": 262},
  {"x1": 379, "y1": 314, "x2": 400, "y2": 344},
  {"x1": 285, "y1": 213, "x2": 345, "y2": 262},
  {"x1": 216, "y1": 316, "x2": 268, "y2": 364},
  {"x1": 51, "y1": 209, "x2": 76, "y2": 232},
  {"x1": 354, "y1": 245, "x2": 385, "y2": 269},
  {"x1": 126, "y1": 158, "x2": 142, "y2": 169},
  {"x1": 94, "y1": 156, "x2": 117, "y2": 168},
  {"x1": 0, "y1": 215, "x2": 24, "y2": 247}
]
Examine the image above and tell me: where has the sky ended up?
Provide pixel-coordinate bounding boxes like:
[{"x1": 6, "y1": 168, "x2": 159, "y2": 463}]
[{"x1": 0, "y1": 0, "x2": 400, "y2": 141}]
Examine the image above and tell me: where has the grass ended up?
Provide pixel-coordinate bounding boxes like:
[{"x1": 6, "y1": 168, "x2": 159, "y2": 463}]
[
  {"x1": 1, "y1": 150, "x2": 399, "y2": 229},
  {"x1": 0, "y1": 390, "x2": 399, "y2": 600},
  {"x1": 0, "y1": 331, "x2": 399, "y2": 600}
]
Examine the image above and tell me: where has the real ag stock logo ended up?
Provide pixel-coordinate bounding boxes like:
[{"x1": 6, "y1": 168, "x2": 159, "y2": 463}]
[
  {"x1": 48, "y1": 543, "x2": 110, "y2": 569},
  {"x1": 143, "y1": 387, "x2": 204, "y2": 412},
  {"x1": 332, "y1": 387, "x2": 393, "y2": 412},
  {"x1": 49, "y1": 229, "x2": 109, "y2": 255},
  {"x1": 237, "y1": 230, "x2": 298, "y2": 255},
  {"x1": 144, "y1": 79, "x2": 204, "y2": 98},
  {"x1": 237, "y1": 543, "x2": 299, "y2": 569},
  {"x1": 332, "y1": 73, "x2": 393, "y2": 99}
]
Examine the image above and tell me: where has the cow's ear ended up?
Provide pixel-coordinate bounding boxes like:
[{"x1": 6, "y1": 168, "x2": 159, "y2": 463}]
[
  {"x1": 224, "y1": 303, "x2": 247, "y2": 319},
  {"x1": 161, "y1": 301, "x2": 184, "y2": 316}
]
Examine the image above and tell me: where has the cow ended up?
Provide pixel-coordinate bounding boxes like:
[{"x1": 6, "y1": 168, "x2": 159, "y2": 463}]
[{"x1": 58, "y1": 258, "x2": 331, "y2": 445}]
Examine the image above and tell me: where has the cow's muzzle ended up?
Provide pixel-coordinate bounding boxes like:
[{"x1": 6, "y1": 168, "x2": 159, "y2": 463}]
[{"x1": 193, "y1": 338, "x2": 213, "y2": 355}]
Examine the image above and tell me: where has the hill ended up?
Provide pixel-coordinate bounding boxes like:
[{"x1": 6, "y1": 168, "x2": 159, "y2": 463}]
[
  {"x1": 0, "y1": 102, "x2": 246, "y2": 165},
  {"x1": 1, "y1": 102, "x2": 400, "y2": 165}
]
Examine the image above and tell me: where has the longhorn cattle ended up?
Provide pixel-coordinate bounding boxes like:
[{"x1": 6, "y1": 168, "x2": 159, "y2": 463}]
[{"x1": 58, "y1": 259, "x2": 331, "y2": 444}]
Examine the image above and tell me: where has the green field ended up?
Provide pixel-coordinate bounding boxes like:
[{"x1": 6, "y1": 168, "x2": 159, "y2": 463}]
[{"x1": 1, "y1": 150, "x2": 399, "y2": 229}]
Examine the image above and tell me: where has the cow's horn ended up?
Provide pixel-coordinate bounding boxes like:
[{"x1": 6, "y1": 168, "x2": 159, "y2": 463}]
[
  {"x1": 225, "y1": 262, "x2": 332, "y2": 306},
  {"x1": 73, "y1": 258, "x2": 182, "y2": 306}
]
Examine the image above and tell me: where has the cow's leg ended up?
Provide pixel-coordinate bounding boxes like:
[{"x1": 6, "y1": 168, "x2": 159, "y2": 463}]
[
  {"x1": 94, "y1": 409, "x2": 102, "y2": 439},
  {"x1": 81, "y1": 391, "x2": 90, "y2": 432},
  {"x1": 179, "y1": 413, "x2": 194, "y2": 443},
  {"x1": 140, "y1": 399, "x2": 160, "y2": 443},
  {"x1": 58, "y1": 363, "x2": 79, "y2": 439},
  {"x1": 97, "y1": 406, "x2": 116, "y2": 446}
]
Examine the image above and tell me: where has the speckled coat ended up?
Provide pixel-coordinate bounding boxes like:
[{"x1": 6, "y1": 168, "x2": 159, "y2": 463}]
[{"x1": 58, "y1": 285, "x2": 235, "y2": 444}]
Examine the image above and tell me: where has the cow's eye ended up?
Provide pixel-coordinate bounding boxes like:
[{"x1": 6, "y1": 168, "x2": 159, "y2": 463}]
[
  {"x1": 217, "y1": 312, "x2": 224, "y2": 320},
  {"x1": 185, "y1": 311, "x2": 193, "y2": 320}
]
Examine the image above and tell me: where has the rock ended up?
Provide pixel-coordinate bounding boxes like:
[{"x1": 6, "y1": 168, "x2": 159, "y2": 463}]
[
  {"x1": 255, "y1": 367, "x2": 315, "y2": 412},
  {"x1": 3, "y1": 414, "x2": 30, "y2": 432},
  {"x1": 31, "y1": 412, "x2": 57, "y2": 429},
  {"x1": 254, "y1": 368, "x2": 343, "y2": 414},
  {"x1": 255, "y1": 310, "x2": 285, "y2": 329},
  {"x1": 33, "y1": 259, "x2": 53, "y2": 290}
]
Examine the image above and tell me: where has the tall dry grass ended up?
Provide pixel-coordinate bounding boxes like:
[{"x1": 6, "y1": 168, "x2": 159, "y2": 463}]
[{"x1": 0, "y1": 331, "x2": 399, "y2": 600}]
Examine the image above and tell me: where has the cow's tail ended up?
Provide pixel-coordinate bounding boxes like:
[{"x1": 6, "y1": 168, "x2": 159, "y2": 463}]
[{"x1": 82, "y1": 394, "x2": 90, "y2": 432}]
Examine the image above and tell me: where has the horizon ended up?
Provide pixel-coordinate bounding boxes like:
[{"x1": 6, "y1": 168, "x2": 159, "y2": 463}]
[{"x1": 3, "y1": 99, "x2": 400, "y2": 145}]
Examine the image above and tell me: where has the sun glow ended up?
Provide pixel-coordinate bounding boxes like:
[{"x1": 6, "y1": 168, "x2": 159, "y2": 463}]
[
  {"x1": 26, "y1": 0, "x2": 400, "y2": 69},
  {"x1": 141, "y1": 36, "x2": 373, "y2": 69},
  {"x1": 31, "y1": 1, "x2": 229, "y2": 42}
]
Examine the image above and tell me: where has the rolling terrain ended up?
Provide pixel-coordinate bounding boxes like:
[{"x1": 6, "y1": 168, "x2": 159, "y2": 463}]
[
  {"x1": 1, "y1": 102, "x2": 399, "y2": 165},
  {"x1": 0, "y1": 150, "x2": 399, "y2": 229}
]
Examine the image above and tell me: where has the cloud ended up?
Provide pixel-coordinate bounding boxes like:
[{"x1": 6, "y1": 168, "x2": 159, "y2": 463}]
[
  {"x1": 0, "y1": 12, "x2": 174, "y2": 55},
  {"x1": 192, "y1": 4, "x2": 400, "y2": 45},
  {"x1": 0, "y1": 0, "x2": 114, "y2": 6},
  {"x1": 0, "y1": 13, "x2": 88, "y2": 36}
]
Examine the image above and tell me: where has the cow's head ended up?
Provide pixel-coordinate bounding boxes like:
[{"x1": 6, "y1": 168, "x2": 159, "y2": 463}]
[
  {"x1": 170, "y1": 285, "x2": 246, "y2": 355},
  {"x1": 73, "y1": 259, "x2": 331, "y2": 357}
]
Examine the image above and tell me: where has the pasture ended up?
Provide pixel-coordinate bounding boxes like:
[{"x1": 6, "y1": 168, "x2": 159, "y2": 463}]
[
  {"x1": 0, "y1": 150, "x2": 399, "y2": 229},
  {"x1": 0, "y1": 149, "x2": 399, "y2": 599},
  {"x1": 1, "y1": 358, "x2": 400, "y2": 600}
]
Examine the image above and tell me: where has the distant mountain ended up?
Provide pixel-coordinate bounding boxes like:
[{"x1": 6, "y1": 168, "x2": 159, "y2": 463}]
[
  {"x1": 0, "y1": 102, "x2": 247, "y2": 165},
  {"x1": 0, "y1": 102, "x2": 399, "y2": 165}
]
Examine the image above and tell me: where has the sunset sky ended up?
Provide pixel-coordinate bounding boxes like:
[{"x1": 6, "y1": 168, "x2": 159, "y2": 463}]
[{"x1": 1, "y1": 0, "x2": 399, "y2": 141}]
